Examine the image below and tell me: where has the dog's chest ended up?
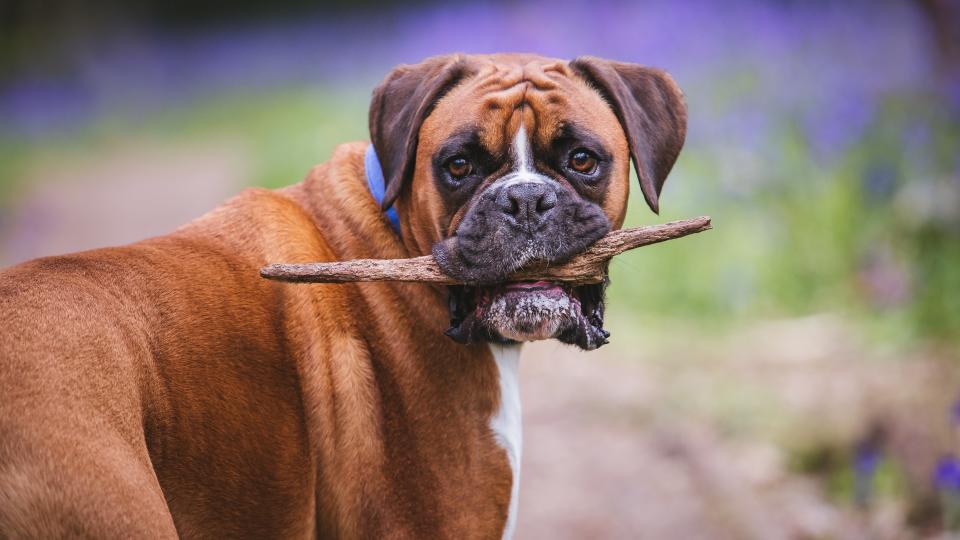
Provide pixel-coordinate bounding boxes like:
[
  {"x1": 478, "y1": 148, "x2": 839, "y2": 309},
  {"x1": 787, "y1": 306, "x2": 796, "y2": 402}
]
[{"x1": 488, "y1": 343, "x2": 522, "y2": 540}]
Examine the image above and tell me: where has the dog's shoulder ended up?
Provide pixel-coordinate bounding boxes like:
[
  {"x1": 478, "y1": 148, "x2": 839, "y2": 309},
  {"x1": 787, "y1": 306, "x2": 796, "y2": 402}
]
[
  {"x1": 0, "y1": 174, "x2": 337, "y2": 359},
  {"x1": 186, "y1": 186, "x2": 336, "y2": 263}
]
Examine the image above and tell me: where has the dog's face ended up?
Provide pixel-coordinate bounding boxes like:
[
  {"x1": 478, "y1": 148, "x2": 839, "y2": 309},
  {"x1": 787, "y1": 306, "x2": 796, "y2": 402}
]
[{"x1": 369, "y1": 53, "x2": 686, "y2": 350}]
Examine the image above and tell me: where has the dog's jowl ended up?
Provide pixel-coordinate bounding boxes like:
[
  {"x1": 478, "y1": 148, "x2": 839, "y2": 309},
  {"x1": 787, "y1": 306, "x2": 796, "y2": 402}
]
[{"x1": 0, "y1": 53, "x2": 686, "y2": 539}]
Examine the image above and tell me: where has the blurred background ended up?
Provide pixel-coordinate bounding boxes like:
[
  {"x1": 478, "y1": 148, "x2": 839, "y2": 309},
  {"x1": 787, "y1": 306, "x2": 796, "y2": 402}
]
[{"x1": 2, "y1": 0, "x2": 959, "y2": 537}]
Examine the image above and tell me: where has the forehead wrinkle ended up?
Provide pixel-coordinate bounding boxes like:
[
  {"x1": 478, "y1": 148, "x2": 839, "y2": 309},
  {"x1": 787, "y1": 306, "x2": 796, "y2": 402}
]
[
  {"x1": 521, "y1": 61, "x2": 562, "y2": 91},
  {"x1": 446, "y1": 66, "x2": 523, "y2": 112},
  {"x1": 479, "y1": 83, "x2": 527, "y2": 107}
]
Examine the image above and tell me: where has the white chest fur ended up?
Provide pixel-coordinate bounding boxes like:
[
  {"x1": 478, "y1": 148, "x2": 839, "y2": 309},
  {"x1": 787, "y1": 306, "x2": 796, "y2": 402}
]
[{"x1": 488, "y1": 343, "x2": 522, "y2": 540}]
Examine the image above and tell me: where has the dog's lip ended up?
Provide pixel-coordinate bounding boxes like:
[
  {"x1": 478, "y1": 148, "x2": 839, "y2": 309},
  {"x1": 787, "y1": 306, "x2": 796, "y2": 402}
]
[
  {"x1": 503, "y1": 280, "x2": 557, "y2": 291},
  {"x1": 443, "y1": 278, "x2": 610, "y2": 349},
  {"x1": 479, "y1": 281, "x2": 575, "y2": 311}
]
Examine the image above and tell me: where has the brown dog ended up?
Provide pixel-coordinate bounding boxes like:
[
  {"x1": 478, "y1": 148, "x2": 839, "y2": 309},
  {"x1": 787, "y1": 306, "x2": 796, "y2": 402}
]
[{"x1": 0, "y1": 53, "x2": 686, "y2": 538}]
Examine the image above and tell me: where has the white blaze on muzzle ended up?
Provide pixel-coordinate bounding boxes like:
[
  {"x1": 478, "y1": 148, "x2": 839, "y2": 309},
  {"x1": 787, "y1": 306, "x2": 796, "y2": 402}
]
[{"x1": 488, "y1": 125, "x2": 558, "y2": 190}]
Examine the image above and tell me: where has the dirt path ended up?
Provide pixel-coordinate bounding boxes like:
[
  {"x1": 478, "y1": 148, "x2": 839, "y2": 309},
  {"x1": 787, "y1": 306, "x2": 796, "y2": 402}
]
[
  {"x1": 516, "y1": 340, "x2": 847, "y2": 539},
  {"x1": 516, "y1": 318, "x2": 958, "y2": 539},
  {"x1": 0, "y1": 138, "x2": 249, "y2": 267}
]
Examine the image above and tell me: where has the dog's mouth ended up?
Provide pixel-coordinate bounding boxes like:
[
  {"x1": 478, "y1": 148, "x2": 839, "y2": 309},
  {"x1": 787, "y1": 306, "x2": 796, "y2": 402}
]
[
  {"x1": 443, "y1": 279, "x2": 609, "y2": 351},
  {"x1": 430, "y1": 179, "x2": 613, "y2": 350}
]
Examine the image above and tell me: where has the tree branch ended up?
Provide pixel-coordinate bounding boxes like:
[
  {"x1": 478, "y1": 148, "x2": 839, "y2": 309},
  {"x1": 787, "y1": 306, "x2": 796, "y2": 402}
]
[{"x1": 260, "y1": 216, "x2": 711, "y2": 285}]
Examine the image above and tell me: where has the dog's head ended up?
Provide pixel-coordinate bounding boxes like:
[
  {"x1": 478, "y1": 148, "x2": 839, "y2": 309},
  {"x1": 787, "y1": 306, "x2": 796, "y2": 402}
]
[{"x1": 369, "y1": 53, "x2": 687, "y2": 350}]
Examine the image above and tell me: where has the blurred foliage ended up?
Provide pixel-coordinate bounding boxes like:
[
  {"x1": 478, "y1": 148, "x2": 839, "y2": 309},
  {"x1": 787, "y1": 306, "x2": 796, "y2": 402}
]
[
  {"x1": 0, "y1": 0, "x2": 420, "y2": 77},
  {"x1": 2, "y1": 77, "x2": 959, "y2": 342},
  {"x1": 1, "y1": 0, "x2": 958, "y2": 343},
  {"x1": 611, "y1": 86, "x2": 960, "y2": 342},
  {"x1": 788, "y1": 442, "x2": 909, "y2": 507},
  {"x1": 0, "y1": 83, "x2": 368, "y2": 201}
]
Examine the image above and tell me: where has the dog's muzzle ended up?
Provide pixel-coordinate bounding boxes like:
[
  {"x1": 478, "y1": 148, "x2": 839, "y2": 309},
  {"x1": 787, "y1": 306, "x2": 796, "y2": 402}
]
[{"x1": 432, "y1": 178, "x2": 612, "y2": 350}]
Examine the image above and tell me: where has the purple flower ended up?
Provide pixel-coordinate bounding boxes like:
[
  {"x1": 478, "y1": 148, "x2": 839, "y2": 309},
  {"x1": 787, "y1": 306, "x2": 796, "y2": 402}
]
[
  {"x1": 935, "y1": 455, "x2": 960, "y2": 492},
  {"x1": 854, "y1": 438, "x2": 883, "y2": 507},
  {"x1": 855, "y1": 444, "x2": 882, "y2": 476}
]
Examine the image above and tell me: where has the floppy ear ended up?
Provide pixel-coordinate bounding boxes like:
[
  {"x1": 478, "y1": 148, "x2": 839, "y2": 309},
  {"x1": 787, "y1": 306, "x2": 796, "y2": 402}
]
[
  {"x1": 369, "y1": 54, "x2": 476, "y2": 209},
  {"x1": 569, "y1": 57, "x2": 687, "y2": 214}
]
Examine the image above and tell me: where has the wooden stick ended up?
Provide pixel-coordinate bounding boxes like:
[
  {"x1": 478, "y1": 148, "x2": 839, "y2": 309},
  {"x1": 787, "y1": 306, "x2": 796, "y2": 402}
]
[{"x1": 260, "y1": 216, "x2": 711, "y2": 285}]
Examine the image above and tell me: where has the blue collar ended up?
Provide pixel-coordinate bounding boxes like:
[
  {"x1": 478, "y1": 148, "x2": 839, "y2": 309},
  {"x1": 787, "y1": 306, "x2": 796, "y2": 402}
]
[{"x1": 365, "y1": 144, "x2": 401, "y2": 233}]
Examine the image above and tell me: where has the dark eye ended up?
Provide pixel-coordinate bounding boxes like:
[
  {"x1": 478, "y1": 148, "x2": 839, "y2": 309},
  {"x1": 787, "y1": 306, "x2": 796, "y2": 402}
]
[
  {"x1": 568, "y1": 149, "x2": 598, "y2": 175},
  {"x1": 445, "y1": 156, "x2": 473, "y2": 179}
]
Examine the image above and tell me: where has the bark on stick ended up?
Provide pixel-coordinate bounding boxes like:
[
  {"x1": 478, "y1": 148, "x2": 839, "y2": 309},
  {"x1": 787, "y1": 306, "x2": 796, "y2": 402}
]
[{"x1": 260, "y1": 216, "x2": 711, "y2": 285}]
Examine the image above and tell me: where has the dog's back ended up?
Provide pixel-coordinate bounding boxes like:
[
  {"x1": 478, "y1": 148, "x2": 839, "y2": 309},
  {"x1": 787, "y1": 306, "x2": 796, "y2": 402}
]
[{"x1": 0, "y1": 187, "x2": 325, "y2": 537}]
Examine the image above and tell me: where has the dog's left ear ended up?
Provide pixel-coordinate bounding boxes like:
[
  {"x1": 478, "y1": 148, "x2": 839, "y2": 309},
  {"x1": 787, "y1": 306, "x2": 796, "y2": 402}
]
[
  {"x1": 570, "y1": 57, "x2": 687, "y2": 214},
  {"x1": 369, "y1": 54, "x2": 476, "y2": 209}
]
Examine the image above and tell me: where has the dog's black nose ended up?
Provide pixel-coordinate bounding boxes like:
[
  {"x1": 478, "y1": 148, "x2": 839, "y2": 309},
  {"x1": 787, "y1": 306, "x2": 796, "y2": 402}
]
[{"x1": 498, "y1": 183, "x2": 557, "y2": 225}]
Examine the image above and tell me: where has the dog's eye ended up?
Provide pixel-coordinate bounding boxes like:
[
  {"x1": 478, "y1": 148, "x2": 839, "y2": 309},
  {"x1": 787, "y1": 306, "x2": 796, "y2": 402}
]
[
  {"x1": 445, "y1": 156, "x2": 473, "y2": 179},
  {"x1": 568, "y1": 149, "x2": 598, "y2": 175}
]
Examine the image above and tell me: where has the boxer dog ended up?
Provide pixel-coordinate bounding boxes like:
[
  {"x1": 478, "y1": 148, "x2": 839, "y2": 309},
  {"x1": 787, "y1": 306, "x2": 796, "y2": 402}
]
[{"x1": 0, "y1": 53, "x2": 686, "y2": 538}]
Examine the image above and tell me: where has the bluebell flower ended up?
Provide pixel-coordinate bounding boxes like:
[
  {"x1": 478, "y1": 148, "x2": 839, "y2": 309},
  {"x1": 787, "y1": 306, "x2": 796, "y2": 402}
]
[
  {"x1": 854, "y1": 435, "x2": 883, "y2": 507},
  {"x1": 855, "y1": 443, "x2": 881, "y2": 476},
  {"x1": 934, "y1": 455, "x2": 960, "y2": 492}
]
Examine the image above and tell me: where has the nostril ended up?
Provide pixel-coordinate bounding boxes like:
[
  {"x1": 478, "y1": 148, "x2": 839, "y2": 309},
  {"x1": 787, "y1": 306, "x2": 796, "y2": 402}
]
[
  {"x1": 509, "y1": 196, "x2": 520, "y2": 215},
  {"x1": 537, "y1": 190, "x2": 557, "y2": 213}
]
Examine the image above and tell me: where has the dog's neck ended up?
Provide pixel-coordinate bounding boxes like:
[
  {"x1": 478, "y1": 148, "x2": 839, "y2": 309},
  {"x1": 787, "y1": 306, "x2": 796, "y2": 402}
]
[
  {"x1": 284, "y1": 142, "x2": 411, "y2": 262},
  {"x1": 364, "y1": 144, "x2": 401, "y2": 234}
]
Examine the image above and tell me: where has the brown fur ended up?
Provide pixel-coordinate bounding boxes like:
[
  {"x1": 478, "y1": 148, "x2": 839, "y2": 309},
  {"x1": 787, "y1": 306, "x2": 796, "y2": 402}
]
[
  {"x1": 0, "y1": 53, "x2": 685, "y2": 538},
  {"x1": 0, "y1": 143, "x2": 510, "y2": 538}
]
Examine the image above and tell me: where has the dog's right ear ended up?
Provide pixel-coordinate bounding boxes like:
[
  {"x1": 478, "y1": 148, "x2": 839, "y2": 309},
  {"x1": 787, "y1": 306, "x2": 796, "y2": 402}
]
[{"x1": 369, "y1": 54, "x2": 475, "y2": 210}]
